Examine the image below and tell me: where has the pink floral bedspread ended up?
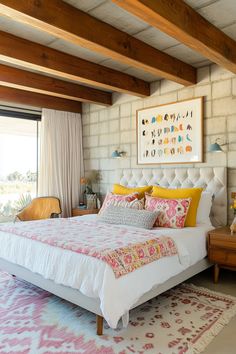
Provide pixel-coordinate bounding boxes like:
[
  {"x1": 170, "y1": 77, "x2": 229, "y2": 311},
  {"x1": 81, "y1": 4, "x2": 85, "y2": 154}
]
[{"x1": 0, "y1": 218, "x2": 177, "y2": 278}]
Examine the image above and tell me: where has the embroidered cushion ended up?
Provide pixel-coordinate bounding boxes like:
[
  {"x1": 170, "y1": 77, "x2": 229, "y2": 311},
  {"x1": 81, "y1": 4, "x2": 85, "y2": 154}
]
[
  {"x1": 99, "y1": 192, "x2": 144, "y2": 214},
  {"x1": 99, "y1": 205, "x2": 158, "y2": 229},
  {"x1": 151, "y1": 186, "x2": 203, "y2": 227},
  {"x1": 145, "y1": 194, "x2": 191, "y2": 228},
  {"x1": 113, "y1": 184, "x2": 153, "y2": 199}
]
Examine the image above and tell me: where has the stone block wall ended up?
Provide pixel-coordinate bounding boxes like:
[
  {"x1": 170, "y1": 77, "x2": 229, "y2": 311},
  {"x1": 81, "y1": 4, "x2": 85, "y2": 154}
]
[{"x1": 82, "y1": 64, "x2": 236, "y2": 222}]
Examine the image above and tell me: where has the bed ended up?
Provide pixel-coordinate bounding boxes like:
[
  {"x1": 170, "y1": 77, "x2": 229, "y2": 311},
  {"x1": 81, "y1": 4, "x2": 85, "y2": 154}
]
[{"x1": 0, "y1": 167, "x2": 227, "y2": 335}]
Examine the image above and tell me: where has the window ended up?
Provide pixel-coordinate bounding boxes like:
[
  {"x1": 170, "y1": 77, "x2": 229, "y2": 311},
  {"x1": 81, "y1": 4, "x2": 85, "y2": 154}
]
[{"x1": 0, "y1": 112, "x2": 40, "y2": 222}]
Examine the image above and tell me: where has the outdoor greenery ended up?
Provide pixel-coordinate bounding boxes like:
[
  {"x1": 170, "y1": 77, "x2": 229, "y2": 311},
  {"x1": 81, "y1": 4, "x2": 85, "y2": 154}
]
[
  {"x1": 0, "y1": 170, "x2": 36, "y2": 222},
  {"x1": 0, "y1": 194, "x2": 32, "y2": 222},
  {"x1": 6, "y1": 170, "x2": 37, "y2": 183},
  {"x1": 0, "y1": 182, "x2": 35, "y2": 195}
]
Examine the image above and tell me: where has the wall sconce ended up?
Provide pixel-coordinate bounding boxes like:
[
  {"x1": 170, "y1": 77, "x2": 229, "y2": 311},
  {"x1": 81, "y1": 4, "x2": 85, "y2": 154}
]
[
  {"x1": 209, "y1": 138, "x2": 227, "y2": 153},
  {"x1": 111, "y1": 149, "x2": 126, "y2": 158}
]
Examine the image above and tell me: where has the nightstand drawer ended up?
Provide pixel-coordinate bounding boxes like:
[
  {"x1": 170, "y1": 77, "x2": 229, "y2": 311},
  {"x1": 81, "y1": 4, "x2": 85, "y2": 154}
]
[
  {"x1": 72, "y1": 208, "x2": 99, "y2": 217},
  {"x1": 209, "y1": 237, "x2": 236, "y2": 250},
  {"x1": 208, "y1": 248, "x2": 236, "y2": 267},
  {"x1": 208, "y1": 226, "x2": 236, "y2": 283}
]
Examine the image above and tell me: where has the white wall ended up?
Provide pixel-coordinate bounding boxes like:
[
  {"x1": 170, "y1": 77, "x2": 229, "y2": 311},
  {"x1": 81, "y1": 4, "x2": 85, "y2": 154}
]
[{"x1": 82, "y1": 64, "x2": 236, "y2": 221}]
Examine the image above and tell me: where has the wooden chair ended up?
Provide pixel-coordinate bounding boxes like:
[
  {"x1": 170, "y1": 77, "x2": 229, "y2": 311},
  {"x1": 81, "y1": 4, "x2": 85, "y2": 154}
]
[{"x1": 16, "y1": 197, "x2": 61, "y2": 221}]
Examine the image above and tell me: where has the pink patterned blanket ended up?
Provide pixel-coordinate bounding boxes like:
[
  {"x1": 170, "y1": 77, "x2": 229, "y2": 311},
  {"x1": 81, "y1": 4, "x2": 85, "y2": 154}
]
[{"x1": 0, "y1": 218, "x2": 177, "y2": 278}]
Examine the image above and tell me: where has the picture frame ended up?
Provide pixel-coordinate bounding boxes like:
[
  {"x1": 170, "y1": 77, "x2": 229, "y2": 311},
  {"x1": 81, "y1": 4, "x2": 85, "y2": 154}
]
[{"x1": 136, "y1": 97, "x2": 203, "y2": 165}]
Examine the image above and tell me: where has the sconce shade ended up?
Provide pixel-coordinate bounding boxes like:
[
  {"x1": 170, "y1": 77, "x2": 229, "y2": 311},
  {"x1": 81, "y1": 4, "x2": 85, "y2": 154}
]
[
  {"x1": 111, "y1": 150, "x2": 122, "y2": 158},
  {"x1": 209, "y1": 142, "x2": 223, "y2": 152},
  {"x1": 111, "y1": 149, "x2": 126, "y2": 158}
]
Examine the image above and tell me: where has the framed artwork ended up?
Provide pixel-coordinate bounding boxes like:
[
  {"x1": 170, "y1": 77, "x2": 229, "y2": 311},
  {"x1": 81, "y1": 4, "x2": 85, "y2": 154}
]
[{"x1": 137, "y1": 97, "x2": 203, "y2": 165}]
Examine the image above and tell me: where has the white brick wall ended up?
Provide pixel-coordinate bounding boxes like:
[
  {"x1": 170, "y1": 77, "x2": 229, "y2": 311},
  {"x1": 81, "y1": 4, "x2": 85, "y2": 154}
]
[
  {"x1": 212, "y1": 80, "x2": 231, "y2": 98},
  {"x1": 82, "y1": 64, "x2": 236, "y2": 223}
]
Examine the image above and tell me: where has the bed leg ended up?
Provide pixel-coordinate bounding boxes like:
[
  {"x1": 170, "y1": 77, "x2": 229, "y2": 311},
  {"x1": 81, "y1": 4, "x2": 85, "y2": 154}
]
[{"x1": 96, "y1": 315, "x2": 103, "y2": 335}]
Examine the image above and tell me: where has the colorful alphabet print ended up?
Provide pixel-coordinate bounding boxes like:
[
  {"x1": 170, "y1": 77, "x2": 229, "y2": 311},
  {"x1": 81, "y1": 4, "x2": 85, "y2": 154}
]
[{"x1": 137, "y1": 97, "x2": 203, "y2": 164}]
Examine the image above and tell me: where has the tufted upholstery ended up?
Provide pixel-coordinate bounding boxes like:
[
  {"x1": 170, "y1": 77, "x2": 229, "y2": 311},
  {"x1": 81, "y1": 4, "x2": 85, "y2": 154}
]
[{"x1": 116, "y1": 167, "x2": 227, "y2": 227}]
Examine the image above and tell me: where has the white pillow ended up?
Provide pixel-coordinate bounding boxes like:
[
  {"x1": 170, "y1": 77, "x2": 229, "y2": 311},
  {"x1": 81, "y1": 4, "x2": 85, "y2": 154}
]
[{"x1": 196, "y1": 191, "x2": 213, "y2": 225}]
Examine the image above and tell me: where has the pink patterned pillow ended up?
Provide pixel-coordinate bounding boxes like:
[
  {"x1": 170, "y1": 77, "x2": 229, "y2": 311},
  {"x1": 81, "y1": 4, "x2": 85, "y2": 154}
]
[
  {"x1": 99, "y1": 192, "x2": 144, "y2": 214},
  {"x1": 145, "y1": 194, "x2": 191, "y2": 228}
]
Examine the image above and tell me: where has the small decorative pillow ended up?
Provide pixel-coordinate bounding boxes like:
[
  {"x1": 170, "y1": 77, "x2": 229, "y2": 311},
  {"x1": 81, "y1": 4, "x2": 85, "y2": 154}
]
[
  {"x1": 145, "y1": 194, "x2": 191, "y2": 228},
  {"x1": 151, "y1": 186, "x2": 202, "y2": 227},
  {"x1": 99, "y1": 205, "x2": 159, "y2": 229},
  {"x1": 99, "y1": 192, "x2": 143, "y2": 214}
]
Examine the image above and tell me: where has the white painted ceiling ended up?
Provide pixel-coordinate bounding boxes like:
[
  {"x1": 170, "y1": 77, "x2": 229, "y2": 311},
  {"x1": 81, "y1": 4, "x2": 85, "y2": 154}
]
[{"x1": 0, "y1": 0, "x2": 235, "y2": 86}]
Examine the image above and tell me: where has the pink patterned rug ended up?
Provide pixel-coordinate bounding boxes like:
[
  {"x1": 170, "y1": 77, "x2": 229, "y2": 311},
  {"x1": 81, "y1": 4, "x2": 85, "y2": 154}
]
[{"x1": 0, "y1": 272, "x2": 236, "y2": 354}]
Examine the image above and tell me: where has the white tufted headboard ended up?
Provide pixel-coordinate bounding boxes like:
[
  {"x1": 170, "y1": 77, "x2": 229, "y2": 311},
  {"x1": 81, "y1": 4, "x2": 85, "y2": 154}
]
[{"x1": 116, "y1": 167, "x2": 227, "y2": 227}]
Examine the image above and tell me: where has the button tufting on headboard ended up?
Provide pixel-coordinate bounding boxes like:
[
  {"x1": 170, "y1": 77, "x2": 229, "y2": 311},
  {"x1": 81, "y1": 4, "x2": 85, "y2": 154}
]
[{"x1": 115, "y1": 167, "x2": 227, "y2": 227}]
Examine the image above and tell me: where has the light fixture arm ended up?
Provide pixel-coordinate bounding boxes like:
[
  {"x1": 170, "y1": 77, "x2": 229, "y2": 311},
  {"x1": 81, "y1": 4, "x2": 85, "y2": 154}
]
[{"x1": 214, "y1": 138, "x2": 227, "y2": 146}]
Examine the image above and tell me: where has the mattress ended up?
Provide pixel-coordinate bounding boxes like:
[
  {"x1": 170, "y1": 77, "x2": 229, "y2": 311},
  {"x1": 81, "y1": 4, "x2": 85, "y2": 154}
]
[{"x1": 0, "y1": 215, "x2": 213, "y2": 328}]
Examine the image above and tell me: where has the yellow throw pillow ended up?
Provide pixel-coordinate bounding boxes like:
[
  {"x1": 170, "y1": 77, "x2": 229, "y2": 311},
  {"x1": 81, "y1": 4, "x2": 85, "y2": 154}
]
[
  {"x1": 113, "y1": 184, "x2": 153, "y2": 199},
  {"x1": 151, "y1": 186, "x2": 203, "y2": 227}
]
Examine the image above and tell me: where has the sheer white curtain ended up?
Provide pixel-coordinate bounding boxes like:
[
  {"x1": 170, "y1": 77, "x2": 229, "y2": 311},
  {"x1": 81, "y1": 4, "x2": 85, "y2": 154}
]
[{"x1": 39, "y1": 109, "x2": 84, "y2": 217}]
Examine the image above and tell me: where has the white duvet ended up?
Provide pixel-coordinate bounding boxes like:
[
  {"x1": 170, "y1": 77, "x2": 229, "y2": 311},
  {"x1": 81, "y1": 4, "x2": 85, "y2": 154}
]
[{"x1": 0, "y1": 215, "x2": 213, "y2": 328}]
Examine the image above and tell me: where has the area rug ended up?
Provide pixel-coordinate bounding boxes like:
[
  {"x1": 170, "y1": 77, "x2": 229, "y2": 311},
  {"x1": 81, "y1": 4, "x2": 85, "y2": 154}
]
[{"x1": 0, "y1": 272, "x2": 236, "y2": 354}]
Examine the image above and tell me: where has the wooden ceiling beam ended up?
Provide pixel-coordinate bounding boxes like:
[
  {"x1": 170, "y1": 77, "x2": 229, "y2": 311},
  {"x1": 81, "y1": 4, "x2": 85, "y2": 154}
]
[
  {"x1": 0, "y1": 63, "x2": 112, "y2": 106},
  {"x1": 112, "y1": 0, "x2": 236, "y2": 74},
  {"x1": 0, "y1": 0, "x2": 196, "y2": 86},
  {"x1": 0, "y1": 31, "x2": 149, "y2": 98},
  {"x1": 0, "y1": 85, "x2": 82, "y2": 113}
]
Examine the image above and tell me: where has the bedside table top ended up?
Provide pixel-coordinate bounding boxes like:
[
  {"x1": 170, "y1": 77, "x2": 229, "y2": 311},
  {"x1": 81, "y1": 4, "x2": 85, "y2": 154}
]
[
  {"x1": 208, "y1": 226, "x2": 232, "y2": 237},
  {"x1": 208, "y1": 226, "x2": 236, "y2": 244}
]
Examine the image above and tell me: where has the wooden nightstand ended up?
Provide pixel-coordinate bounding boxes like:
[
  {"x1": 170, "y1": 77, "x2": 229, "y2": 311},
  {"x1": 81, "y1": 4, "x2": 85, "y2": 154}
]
[
  {"x1": 208, "y1": 226, "x2": 236, "y2": 283},
  {"x1": 72, "y1": 208, "x2": 99, "y2": 217}
]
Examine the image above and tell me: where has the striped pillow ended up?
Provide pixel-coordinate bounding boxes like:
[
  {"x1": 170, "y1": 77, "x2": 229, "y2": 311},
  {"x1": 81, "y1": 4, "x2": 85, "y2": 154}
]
[
  {"x1": 99, "y1": 192, "x2": 144, "y2": 214},
  {"x1": 99, "y1": 206, "x2": 158, "y2": 229}
]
